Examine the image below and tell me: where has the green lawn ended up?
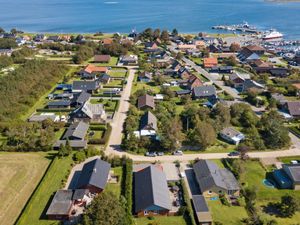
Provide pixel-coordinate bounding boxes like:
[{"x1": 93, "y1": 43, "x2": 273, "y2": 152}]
[
  {"x1": 134, "y1": 216, "x2": 187, "y2": 225},
  {"x1": 94, "y1": 57, "x2": 118, "y2": 66},
  {"x1": 132, "y1": 81, "x2": 161, "y2": 95},
  {"x1": 207, "y1": 199, "x2": 247, "y2": 225},
  {"x1": 240, "y1": 160, "x2": 300, "y2": 224},
  {"x1": 108, "y1": 68, "x2": 127, "y2": 77},
  {"x1": 104, "y1": 79, "x2": 123, "y2": 87},
  {"x1": 16, "y1": 154, "x2": 74, "y2": 225},
  {"x1": 278, "y1": 156, "x2": 300, "y2": 164},
  {"x1": 106, "y1": 166, "x2": 123, "y2": 197},
  {"x1": 89, "y1": 99, "x2": 118, "y2": 111}
]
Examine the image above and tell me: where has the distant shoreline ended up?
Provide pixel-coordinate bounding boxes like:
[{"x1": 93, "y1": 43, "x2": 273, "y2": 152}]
[{"x1": 267, "y1": 0, "x2": 300, "y2": 2}]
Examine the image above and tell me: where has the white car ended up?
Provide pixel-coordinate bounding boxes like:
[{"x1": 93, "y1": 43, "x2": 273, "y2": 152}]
[{"x1": 173, "y1": 150, "x2": 183, "y2": 156}]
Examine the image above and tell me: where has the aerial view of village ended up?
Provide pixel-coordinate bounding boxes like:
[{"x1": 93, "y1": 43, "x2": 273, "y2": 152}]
[{"x1": 1, "y1": 1, "x2": 300, "y2": 225}]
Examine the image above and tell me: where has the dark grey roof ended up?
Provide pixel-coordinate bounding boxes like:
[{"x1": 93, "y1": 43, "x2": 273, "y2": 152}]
[
  {"x1": 47, "y1": 100, "x2": 71, "y2": 107},
  {"x1": 72, "y1": 189, "x2": 89, "y2": 200},
  {"x1": 176, "y1": 90, "x2": 191, "y2": 95},
  {"x1": 283, "y1": 164, "x2": 300, "y2": 182},
  {"x1": 62, "y1": 121, "x2": 89, "y2": 140},
  {"x1": 76, "y1": 91, "x2": 91, "y2": 105},
  {"x1": 140, "y1": 111, "x2": 157, "y2": 131},
  {"x1": 192, "y1": 195, "x2": 209, "y2": 212},
  {"x1": 46, "y1": 190, "x2": 73, "y2": 216},
  {"x1": 100, "y1": 73, "x2": 110, "y2": 81},
  {"x1": 286, "y1": 101, "x2": 300, "y2": 116},
  {"x1": 193, "y1": 85, "x2": 216, "y2": 98},
  {"x1": 72, "y1": 80, "x2": 99, "y2": 92},
  {"x1": 134, "y1": 165, "x2": 171, "y2": 213},
  {"x1": 242, "y1": 79, "x2": 264, "y2": 92},
  {"x1": 53, "y1": 140, "x2": 88, "y2": 149},
  {"x1": 193, "y1": 160, "x2": 240, "y2": 193},
  {"x1": 76, "y1": 159, "x2": 111, "y2": 190}
]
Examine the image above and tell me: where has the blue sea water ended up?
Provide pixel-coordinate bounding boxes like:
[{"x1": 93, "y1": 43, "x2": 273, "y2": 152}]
[{"x1": 0, "y1": 0, "x2": 299, "y2": 39}]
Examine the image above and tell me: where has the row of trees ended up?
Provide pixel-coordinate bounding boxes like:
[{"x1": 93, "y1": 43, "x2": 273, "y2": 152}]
[
  {"x1": 0, "y1": 60, "x2": 68, "y2": 121},
  {"x1": 0, "y1": 120, "x2": 64, "y2": 151}
]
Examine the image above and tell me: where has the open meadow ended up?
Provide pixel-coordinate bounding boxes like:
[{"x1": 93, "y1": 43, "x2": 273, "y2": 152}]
[{"x1": 0, "y1": 152, "x2": 52, "y2": 225}]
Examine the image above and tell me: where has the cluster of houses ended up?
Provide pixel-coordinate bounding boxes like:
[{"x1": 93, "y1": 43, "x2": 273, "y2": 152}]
[
  {"x1": 28, "y1": 63, "x2": 115, "y2": 149},
  {"x1": 46, "y1": 158, "x2": 111, "y2": 220}
]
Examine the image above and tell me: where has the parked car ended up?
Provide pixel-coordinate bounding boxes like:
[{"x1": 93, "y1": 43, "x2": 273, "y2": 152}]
[
  {"x1": 228, "y1": 151, "x2": 240, "y2": 157},
  {"x1": 172, "y1": 150, "x2": 183, "y2": 156},
  {"x1": 157, "y1": 152, "x2": 164, "y2": 156},
  {"x1": 180, "y1": 172, "x2": 186, "y2": 178},
  {"x1": 145, "y1": 152, "x2": 157, "y2": 157}
]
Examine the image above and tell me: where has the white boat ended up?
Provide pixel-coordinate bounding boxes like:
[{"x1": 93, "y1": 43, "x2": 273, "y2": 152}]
[{"x1": 263, "y1": 29, "x2": 283, "y2": 40}]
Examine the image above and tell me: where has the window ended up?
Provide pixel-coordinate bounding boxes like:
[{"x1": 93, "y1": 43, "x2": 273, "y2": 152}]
[
  {"x1": 208, "y1": 190, "x2": 212, "y2": 194},
  {"x1": 144, "y1": 210, "x2": 148, "y2": 215}
]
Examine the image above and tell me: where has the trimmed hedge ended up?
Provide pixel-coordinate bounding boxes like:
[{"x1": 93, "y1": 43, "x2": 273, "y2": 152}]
[
  {"x1": 100, "y1": 123, "x2": 112, "y2": 145},
  {"x1": 180, "y1": 179, "x2": 197, "y2": 225},
  {"x1": 121, "y1": 158, "x2": 133, "y2": 224}
]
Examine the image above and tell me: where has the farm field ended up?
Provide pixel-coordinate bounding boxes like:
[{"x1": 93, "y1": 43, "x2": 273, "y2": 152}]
[
  {"x1": 16, "y1": 154, "x2": 73, "y2": 225},
  {"x1": 0, "y1": 152, "x2": 52, "y2": 225}
]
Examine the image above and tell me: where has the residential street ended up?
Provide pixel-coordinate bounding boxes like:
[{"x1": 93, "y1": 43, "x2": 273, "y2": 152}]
[
  {"x1": 103, "y1": 52, "x2": 300, "y2": 163},
  {"x1": 105, "y1": 68, "x2": 136, "y2": 154}
]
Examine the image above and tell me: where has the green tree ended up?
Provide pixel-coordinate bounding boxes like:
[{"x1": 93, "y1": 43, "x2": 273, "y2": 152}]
[
  {"x1": 172, "y1": 28, "x2": 178, "y2": 36},
  {"x1": 211, "y1": 103, "x2": 231, "y2": 131},
  {"x1": 160, "y1": 116, "x2": 185, "y2": 151},
  {"x1": 190, "y1": 120, "x2": 216, "y2": 150},
  {"x1": 260, "y1": 111, "x2": 290, "y2": 149},
  {"x1": 279, "y1": 195, "x2": 298, "y2": 218},
  {"x1": 81, "y1": 191, "x2": 127, "y2": 225},
  {"x1": 160, "y1": 30, "x2": 170, "y2": 43}
]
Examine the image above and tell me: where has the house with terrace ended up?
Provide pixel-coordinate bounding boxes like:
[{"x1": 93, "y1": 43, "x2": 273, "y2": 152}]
[
  {"x1": 80, "y1": 64, "x2": 108, "y2": 80},
  {"x1": 134, "y1": 165, "x2": 172, "y2": 217},
  {"x1": 76, "y1": 158, "x2": 111, "y2": 194},
  {"x1": 119, "y1": 55, "x2": 138, "y2": 65},
  {"x1": 284, "y1": 101, "x2": 300, "y2": 118},
  {"x1": 71, "y1": 101, "x2": 106, "y2": 123},
  {"x1": 53, "y1": 121, "x2": 89, "y2": 149},
  {"x1": 241, "y1": 79, "x2": 265, "y2": 93},
  {"x1": 193, "y1": 159, "x2": 240, "y2": 197},
  {"x1": 72, "y1": 80, "x2": 100, "y2": 94},
  {"x1": 138, "y1": 72, "x2": 152, "y2": 82},
  {"x1": 138, "y1": 111, "x2": 157, "y2": 137},
  {"x1": 219, "y1": 127, "x2": 245, "y2": 145}
]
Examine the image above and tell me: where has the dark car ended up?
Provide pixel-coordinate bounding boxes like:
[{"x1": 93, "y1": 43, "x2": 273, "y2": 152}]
[{"x1": 228, "y1": 151, "x2": 240, "y2": 157}]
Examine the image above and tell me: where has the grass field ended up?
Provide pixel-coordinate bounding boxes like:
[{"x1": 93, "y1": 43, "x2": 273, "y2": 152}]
[
  {"x1": 106, "y1": 166, "x2": 123, "y2": 197},
  {"x1": 134, "y1": 216, "x2": 187, "y2": 225},
  {"x1": 0, "y1": 152, "x2": 52, "y2": 225},
  {"x1": 207, "y1": 199, "x2": 247, "y2": 225},
  {"x1": 240, "y1": 160, "x2": 300, "y2": 224},
  {"x1": 16, "y1": 154, "x2": 74, "y2": 225}
]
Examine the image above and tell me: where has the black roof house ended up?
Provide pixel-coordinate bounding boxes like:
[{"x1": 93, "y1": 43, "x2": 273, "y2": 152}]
[
  {"x1": 76, "y1": 159, "x2": 111, "y2": 193},
  {"x1": 134, "y1": 165, "x2": 171, "y2": 214},
  {"x1": 62, "y1": 121, "x2": 89, "y2": 140}
]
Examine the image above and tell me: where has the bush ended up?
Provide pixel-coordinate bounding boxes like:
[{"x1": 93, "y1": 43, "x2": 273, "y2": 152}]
[
  {"x1": 73, "y1": 151, "x2": 86, "y2": 163},
  {"x1": 180, "y1": 179, "x2": 197, "y2": 225}
]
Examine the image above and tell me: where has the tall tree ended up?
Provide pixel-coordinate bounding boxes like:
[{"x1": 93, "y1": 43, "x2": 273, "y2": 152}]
[
  {"x1": 190, "y1": 120, "x2": 216, "y2": 150},
  {"x1": 279, "y1": 195, "x2": 298, "y2": 218},
  {"x1": 260, "y1": 111, "x2": 290, "y2": 149},
  {"x1": 160, "y1": 116, "x2": 185, "y2": 151},
  {"x1": 81, "y1": 191, "x2": 127, "y2": 225}
]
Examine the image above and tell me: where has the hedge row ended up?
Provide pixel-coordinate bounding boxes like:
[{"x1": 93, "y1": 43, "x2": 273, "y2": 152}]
[
  {"x1": 180, "y1": 179, "x2": 197, "y2": 225},
  {"x1": 121, "y1": 159, "x2": 133, "y2": 224},
  {"x1": 100, "y1": 123, "x2": 112, "y2": 145}
]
